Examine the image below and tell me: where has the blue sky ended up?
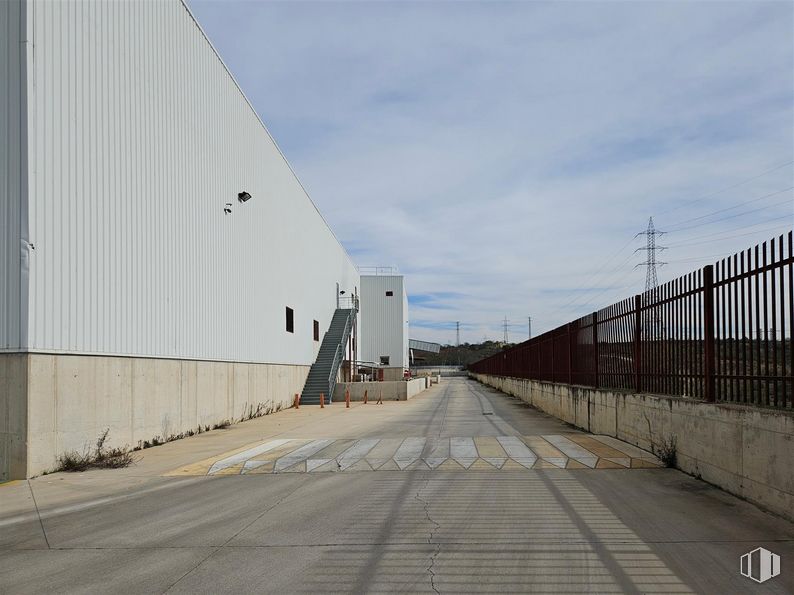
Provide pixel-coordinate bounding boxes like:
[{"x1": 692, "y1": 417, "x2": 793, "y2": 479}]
[{"x1": 189, "y1": 0, "x2": 793, "y2": 344}]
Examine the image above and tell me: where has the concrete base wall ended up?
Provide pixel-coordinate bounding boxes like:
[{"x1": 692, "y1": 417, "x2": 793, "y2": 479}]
[
  {"x1": 1, "y1": 354, "x2": 28, "y2": 482},
  {"x1": 334, "y1": 378, "x2": 428, "y2": 402},
  {"x1": 2, "y1": 353, "x2": 309, "y2": 479},
  {"x1": 472, "y1": 373, "x2": 794, "y2": 522}
]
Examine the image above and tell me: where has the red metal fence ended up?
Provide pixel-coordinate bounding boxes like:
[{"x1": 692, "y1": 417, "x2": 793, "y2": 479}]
[{"x1": 469, "y1": 231, "x2": 794, "y2": 408}]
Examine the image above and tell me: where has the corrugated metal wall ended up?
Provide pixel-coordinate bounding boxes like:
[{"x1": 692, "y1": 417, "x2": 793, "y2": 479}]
[
  {"x1": 24, "y1": 0, "x2": 359, "y2": 365},
  {"x1": 360, "y1": 276, "x2": 408, "y2": 368},
  {"x1": 0, "y1": 0, "x2": 24, "y2": 350}
]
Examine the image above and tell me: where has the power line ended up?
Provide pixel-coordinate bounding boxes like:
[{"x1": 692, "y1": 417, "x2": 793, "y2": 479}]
[
  {"x1": 574, "y1": 265, "x2": 642, "y2": 313},
  {"x1": 667, "y1": 252, "x2": 735, "y2": 264},
  {"x1": 656, "y1": 160, "x2": 794, "y2": 217},
  {"x1": 543, "y1": 249, "x2": 639, "y2": 329},
  {"x1": 535, "y1": 163, "x2": 792, "y2": 335},
  {"x1": 666, "y1": 194, "x2": 793, "y2": 234},
  {"x1": 543, "y1": 235, "x2": 638, "y2": 321},
  {"x1": 665, "y1": 218, "x2": 793, "y2": 249},
  {"x1": 663, "y1": 186, "x2": 793, "y2": 230}
]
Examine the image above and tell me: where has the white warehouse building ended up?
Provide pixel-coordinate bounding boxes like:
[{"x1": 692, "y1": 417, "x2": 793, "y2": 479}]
[
  {"x1": 0, "y1": 0, "x2": 387, "y2": 479},
  {"x1": 359, "y1": 273, "x2": 409, "y2": 372}
]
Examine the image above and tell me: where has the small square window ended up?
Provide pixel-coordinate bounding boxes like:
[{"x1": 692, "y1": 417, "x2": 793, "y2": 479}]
[
  {"x1": 285, "y1": 307, "x2": 294, "y2": 333},
  {"x1": 385, "y1": 291, "x2": 394, "y2": 297},
  {"x1": 313, "y1": 320, "x2": 320, "y2": 341},
  {"x1": 380, "y1": 356, "x2": 390, "y2": 366}
]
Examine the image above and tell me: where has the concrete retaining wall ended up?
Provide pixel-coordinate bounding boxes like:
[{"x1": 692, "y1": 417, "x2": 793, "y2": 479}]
[
  {"x1": 1, "y1": 353, "x2": 308, "y2": 479},
  {"x1": 472, "y1": 373, "x2": 794, "y2": 522},
  {"x1": 334, "y1": 377, "x2": 429, "y2": 402},
  {"x1": 0, "y1": 355, "x2": 28, "y2": 482}
]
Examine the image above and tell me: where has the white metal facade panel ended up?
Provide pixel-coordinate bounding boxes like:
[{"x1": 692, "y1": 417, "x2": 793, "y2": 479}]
[
  {"x1": 360, "y1": 276, "x2": 408, "y2": 369},
  {"x1": 0, "y1": 0, "x2": 24, "y2": 349},
  {"x1": 23, "y1": 0, "x2": 359, "y2": 365}
]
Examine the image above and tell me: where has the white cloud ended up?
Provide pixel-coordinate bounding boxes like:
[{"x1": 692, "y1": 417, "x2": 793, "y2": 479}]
[{"x1": 190, "y1": 0, "x2": 793, "y2": 344}]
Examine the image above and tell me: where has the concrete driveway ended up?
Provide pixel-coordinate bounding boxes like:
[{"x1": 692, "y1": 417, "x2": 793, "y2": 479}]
[{"x1": 1, "y1": 377, "x2": 792, "y2": 593}]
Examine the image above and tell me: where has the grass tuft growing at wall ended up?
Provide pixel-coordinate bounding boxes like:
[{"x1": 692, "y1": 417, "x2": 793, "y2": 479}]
[{"x1": 56, "y1": 429, "x2": 137, "y2": 472}]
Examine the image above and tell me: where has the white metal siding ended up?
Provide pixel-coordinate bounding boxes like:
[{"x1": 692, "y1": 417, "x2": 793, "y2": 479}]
[
  {"x1": 360, "y1": 276, "x2": 407, "y2": 369},
  {"x1": 0, "y1": 0, "x2": 24, "y2": 350},
  {"x1": 24, "y1": 0, "x2": 358, "y2": 365}
]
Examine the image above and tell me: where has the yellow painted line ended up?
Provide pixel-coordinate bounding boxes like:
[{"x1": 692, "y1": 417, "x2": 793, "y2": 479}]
[
  {"x1": 521, "y1": 436, "x2": 565, "y2": 459},
  {"x1": 566, "y1": 460, "x2": 588, "y2": 469},
  {"x1": 596, "y1": 459, "x2": 625, "y2": 469},
  {"x1": 501, "y1": 460, "x2": 529, "y2": 471},
  {"x1": 590, "y1": 435, "x2": 661, "y2": 461},
  {"x1": 437, "y1": 459, "x2": 466, "y2": 471},
  {"x1": 468, "y1": 459, "x2": 497, "y2": 471},
  {"x1": 604, "y1": 457, "x2": 631, "y2": 468},
  {"x1": 532, "y1": 460, "x2": 560, "y2": 469},
  {"x1": 521, "y1": 436, "x2": 568, "y2": 468},
  {"x1": 245, "y1": 461, "x2": 277, "y2": 474},
  {"x1": 565, "y1": 434, "x2": 628, "y2": 459},
  {"x1": 212, "y1": 463, "x2": 245, "y2": 476},
  {"x1": 0, "y1": 480, "x2": 23, "y2": 488},
  {"x1": 162, "y1": 435, "x2": 669, "y2": 477},
  {"x1": 163, "y1": 440, "x2": 280, "y2": 477},
  {"x1": 164, "y1": 439, "x2": 309, "y2": 477},
  {"x1": 631, "y1": 458, "x2": 662, "y2": 468},
  {"x1": 474, "y1": 436, "x2": 506, "y2": 458}
]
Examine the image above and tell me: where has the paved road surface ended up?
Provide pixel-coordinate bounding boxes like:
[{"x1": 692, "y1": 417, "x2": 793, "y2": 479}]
[{"x1": 1, "y1": 378, "x2": 792, "y2": 593}]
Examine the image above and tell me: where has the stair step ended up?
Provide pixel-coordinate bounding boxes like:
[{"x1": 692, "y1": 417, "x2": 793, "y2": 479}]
[{"x1": 300, "y1": 307, "x2": 355, "y2": 404}]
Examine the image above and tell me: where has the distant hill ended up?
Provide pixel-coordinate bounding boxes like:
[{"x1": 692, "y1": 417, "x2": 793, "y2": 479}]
[{"x1": 414, "y1": 341, "x2": 515, "y2": 368}]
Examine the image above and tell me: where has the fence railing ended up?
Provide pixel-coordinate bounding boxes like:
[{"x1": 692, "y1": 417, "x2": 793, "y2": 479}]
[{"x1": 469, "y1": 231, "x2": 794, "y2": 408}]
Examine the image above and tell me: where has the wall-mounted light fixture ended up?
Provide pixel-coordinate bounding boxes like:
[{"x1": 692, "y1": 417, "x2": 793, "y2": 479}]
[
  {"x1": 223, "y1": 203, "x2": 232, "y2": 214},
  {"x1": 238, "y1": 191, "x2": 252, "y2": 203}
]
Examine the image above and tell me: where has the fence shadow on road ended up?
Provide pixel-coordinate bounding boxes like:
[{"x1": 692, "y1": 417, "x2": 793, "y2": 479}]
[{"x1": 297, "y1": 472, "x2": 694, "y2": 594}]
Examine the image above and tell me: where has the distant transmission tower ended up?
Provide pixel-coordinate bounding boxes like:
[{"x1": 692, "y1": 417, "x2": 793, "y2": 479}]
[
  {"x1": 503, "y1": 316, "x2": 509, "y2": 344},
  {"x1": 456, "y1": 321, "x2": 460, "y2": 347},
  {"x1": 635, "y1": 217, "x2": 667, "y2": 291},
  {"x1": 635, "y1": 217, "x2": 667, "y2": 337}
]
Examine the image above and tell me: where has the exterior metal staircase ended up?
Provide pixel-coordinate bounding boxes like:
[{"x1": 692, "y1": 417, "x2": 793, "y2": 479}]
[{"x1": 300, "y1": 306, "x2": 357, "y2": 405}]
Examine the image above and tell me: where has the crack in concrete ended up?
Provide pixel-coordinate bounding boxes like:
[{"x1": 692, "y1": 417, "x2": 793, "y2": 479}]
[
  {"x1": 415, "y1": 478, "x2": 441, "y2": 594},
  {"x1": 27, "y1": 481, "x2": 51, "y2": 549}
]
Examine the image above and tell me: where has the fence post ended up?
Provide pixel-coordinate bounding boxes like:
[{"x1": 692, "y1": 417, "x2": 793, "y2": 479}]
[
  {"x1": 634, "y1": 295, "x2": 642, "y2": 393},
  {"x1": 567, "y1": 323, "x2": 573, "y2": 384},
  {"x1": 592, "y1": 311, "x2": 599, "y2": 389},
  {"x1": 703, "y1": 264, "x2": 716, "y2": 402}
]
